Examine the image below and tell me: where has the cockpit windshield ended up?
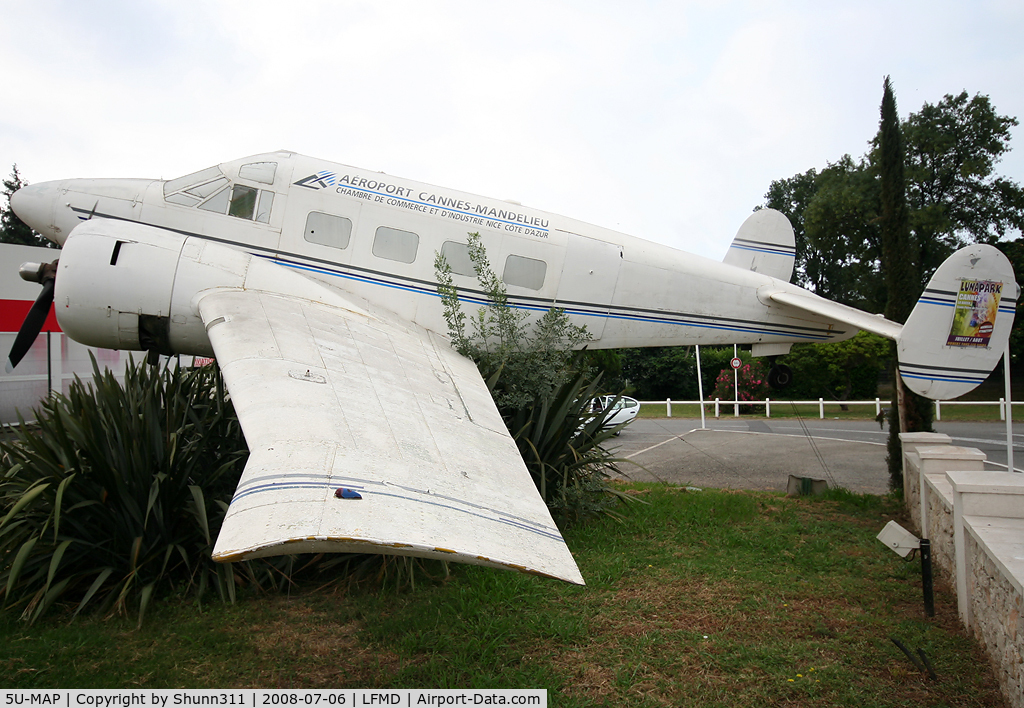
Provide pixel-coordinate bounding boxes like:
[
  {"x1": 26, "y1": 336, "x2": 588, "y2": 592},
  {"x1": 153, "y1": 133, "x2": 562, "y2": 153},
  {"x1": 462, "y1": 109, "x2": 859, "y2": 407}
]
[
  {"x1": 163, "y1": 166, "x2": 225, "y2": 201},
  {"x1": 163, "y1": 163, "x2": 277, "y2": 224}
]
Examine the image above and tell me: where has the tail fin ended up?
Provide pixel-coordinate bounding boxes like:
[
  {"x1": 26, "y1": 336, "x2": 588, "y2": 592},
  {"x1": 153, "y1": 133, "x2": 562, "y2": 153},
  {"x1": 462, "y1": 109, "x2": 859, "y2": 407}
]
[
  {"x1": 722, "y1": 208, "x2": 796, "y2": 282},
  {"x1": 897, "y1": 244, "x2": 1018, "y2": 400}
]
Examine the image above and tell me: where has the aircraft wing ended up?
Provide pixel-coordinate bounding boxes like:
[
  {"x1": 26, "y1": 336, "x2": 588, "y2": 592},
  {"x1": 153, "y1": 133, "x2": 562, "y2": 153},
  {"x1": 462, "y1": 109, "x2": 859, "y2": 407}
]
[
  {"x1": 198, "y1": 275, "x2": 584, "y2": 584},
  {"x1": 766, "y1": 288, "x2": 903, "y2": 340}
]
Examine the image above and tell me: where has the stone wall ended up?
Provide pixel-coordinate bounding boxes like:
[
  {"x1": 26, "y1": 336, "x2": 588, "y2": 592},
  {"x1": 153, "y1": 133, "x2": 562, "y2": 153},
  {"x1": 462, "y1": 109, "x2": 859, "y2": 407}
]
[
  {"x1": 967, "y1": 532, "x2": 1024, "y2": 707},
  {"x1": 923, "y1": 476, "x2": 955, "y2": 586},
  {"x1": 901, "y1": 441, "x2": 1024, "y2": 708}
]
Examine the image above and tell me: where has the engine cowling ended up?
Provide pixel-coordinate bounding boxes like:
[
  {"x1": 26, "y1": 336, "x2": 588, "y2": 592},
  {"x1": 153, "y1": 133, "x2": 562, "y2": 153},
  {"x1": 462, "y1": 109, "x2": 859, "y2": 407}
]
[
  {"x1": 54, "y1": 218, "x2": 356, "y2": 360},
  {"x1": 54, "y1": 220, "x2": 220, "y2": 356}
]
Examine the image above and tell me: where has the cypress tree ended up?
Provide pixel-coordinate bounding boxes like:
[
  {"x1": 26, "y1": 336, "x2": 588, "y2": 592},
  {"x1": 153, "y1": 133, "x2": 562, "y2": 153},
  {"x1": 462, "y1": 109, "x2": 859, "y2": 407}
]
[{"x1": 879, "y1": 76, "x2": 932, "y2": 490}]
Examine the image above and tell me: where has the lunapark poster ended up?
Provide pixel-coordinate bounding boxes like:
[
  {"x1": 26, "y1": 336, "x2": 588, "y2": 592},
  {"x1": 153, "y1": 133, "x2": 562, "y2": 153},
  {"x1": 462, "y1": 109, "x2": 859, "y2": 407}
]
[{"x1": 946, "y1": 279, "x2": 1003, "y2": 347}]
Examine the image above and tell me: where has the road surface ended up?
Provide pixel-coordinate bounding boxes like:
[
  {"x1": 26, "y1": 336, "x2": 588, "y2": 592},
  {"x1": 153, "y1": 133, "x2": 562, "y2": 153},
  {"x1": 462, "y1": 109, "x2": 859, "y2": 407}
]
[{"x1": 607, "y1": 417, "x2": 1022, "y2": 495}]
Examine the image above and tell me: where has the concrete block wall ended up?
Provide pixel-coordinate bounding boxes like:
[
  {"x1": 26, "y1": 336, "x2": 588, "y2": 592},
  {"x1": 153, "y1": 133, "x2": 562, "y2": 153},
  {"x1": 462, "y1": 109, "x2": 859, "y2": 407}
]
[{"x1": 899, "y1": 432, "x2": 952, "y2": 531}]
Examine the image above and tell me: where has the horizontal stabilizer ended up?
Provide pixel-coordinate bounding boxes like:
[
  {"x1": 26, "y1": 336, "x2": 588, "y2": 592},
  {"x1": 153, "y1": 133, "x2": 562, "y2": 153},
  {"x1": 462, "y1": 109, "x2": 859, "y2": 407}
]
[
  {"x1": 723, "y1": 208, "x2": 796, "y2": 282},
  {"x1": 897, "y1": 244, "x2": 1018, "y2": 400},
  {"x1": 767, "y1": 289, "x2": 902, "y2": 341}
]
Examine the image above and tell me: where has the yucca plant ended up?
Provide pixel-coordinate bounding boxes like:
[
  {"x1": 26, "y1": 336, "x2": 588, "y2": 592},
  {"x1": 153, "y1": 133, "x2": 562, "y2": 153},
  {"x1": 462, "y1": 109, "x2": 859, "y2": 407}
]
[
  {"x1": 508, "y1": 369, "x2": 631, "y2": 525},
  {"x1": 0, "y1": 356, "x2": 256, "y2": 625}
]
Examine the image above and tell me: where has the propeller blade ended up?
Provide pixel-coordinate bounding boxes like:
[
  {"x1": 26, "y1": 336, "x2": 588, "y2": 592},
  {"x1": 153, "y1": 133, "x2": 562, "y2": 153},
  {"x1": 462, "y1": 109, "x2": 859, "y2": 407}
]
[{"x1": 5, "y1": 278, "x2": 56, "y2": 373}]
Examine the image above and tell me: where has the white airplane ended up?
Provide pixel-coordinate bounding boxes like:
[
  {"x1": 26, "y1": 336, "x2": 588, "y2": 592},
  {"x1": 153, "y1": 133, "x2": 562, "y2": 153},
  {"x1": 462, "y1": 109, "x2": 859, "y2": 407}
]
[{"x1": 7, "y1": 150, "x2": 1017, "y2": 585}]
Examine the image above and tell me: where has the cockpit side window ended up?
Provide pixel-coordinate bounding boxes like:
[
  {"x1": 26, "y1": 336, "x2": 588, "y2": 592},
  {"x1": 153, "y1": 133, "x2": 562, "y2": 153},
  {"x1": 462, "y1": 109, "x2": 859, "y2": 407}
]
[
  {"x1": 228, "y1": 185, "x2": 258, "y2": 219},
  {"x1": 190, "y1": 178, "x2": 228, "y2": 199},
  {"x1": 255, "y1": 191, "x2": 274, "y2": 223},
  {"x1": 197, "y1": 186, "x2": 231, "y2": 214}
]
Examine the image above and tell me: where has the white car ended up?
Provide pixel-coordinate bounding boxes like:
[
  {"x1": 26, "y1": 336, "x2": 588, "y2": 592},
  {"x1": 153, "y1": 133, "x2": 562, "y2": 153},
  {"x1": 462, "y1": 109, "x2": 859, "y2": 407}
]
[{"x1": 590, "y1": 395, "x2": 640, "y2": 432}]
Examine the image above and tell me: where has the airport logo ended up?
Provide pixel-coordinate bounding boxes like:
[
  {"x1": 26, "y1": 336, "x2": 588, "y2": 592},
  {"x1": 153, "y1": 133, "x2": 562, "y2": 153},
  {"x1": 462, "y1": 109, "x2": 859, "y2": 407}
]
[{"x1": 293, "y1": 171, "x2": 337, "y2": 190}]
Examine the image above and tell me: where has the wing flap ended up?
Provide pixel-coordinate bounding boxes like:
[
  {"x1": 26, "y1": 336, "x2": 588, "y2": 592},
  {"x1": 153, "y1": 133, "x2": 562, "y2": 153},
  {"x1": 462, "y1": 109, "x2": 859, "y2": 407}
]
[{"x1": 199, "y1": 286, "x2": 583, "y2": 584}]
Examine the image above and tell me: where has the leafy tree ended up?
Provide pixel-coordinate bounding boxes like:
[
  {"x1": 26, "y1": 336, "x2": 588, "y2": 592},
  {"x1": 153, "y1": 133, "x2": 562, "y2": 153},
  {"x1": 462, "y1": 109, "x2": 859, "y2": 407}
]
[
  {"x1": 764, "y1": 89, "x2": 1024, "y2": 314},
  {"x1": 779, "y1": 331, "x2": 890, "y2": 403},
  {"x1": 618, "y1": 336, "x2": 890, "y2": 409},
  {"x1": 620, "y1": 346, "x2": 740, "y2": 401},
  {"x1": 581, "y1": 348, "x2": 627, "y2": 394},
  {"x1": 803, "y1": 156, "x2": 884, "y2": 310},
  {"x1": 996, "y1": 238, "x2": 1024, "y2": 365},
  {"x1": 763, "y1": 168, "x2": 818, "y2": 288},
  {"x1": 620, "y1": 347, "x2": 698, "y2": 400},
  {"x1": 902, "y1": 91, "x2": 1024, "y2": 257},
  {"x1": 765, "y1": 157, "x2": 883, "y2": 310},
  {"x1": 1, "y1": 165, "x2": 53, "y2": 248},
  {"x1": 764, "y1": 83, "x2": 1023, "y2": 492},
  {"x1": 878, "y1": 76, "x2": 918, "y2": 324}
]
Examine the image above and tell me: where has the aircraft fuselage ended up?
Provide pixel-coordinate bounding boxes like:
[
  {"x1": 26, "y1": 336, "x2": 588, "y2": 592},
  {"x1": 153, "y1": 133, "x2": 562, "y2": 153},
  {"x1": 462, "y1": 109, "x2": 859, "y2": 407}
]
[{"x1": 12, "y1": 150, "x2": 849, "y2": 357}]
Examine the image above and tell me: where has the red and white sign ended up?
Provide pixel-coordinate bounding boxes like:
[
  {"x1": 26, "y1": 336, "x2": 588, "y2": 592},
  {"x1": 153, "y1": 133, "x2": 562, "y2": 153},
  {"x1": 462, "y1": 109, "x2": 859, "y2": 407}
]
[{"x1": 730, "y1": 357, "x2": 742, "y2": 370}]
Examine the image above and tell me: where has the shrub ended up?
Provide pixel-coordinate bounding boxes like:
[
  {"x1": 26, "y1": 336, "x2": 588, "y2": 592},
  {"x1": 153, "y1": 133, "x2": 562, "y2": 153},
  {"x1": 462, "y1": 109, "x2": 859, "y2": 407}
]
[
  {"x1": 708, "y1": 359, "x2": 770, "y2": 409},
  {"x1": 436, "y1": 234, "x2": 627, "y2": 521},
  {"x1": 436, "y1": 233, "x2": 590, "y2": 411},
  {"x1": 0, "y1": 357, "x2": 258, "y2": 625}
]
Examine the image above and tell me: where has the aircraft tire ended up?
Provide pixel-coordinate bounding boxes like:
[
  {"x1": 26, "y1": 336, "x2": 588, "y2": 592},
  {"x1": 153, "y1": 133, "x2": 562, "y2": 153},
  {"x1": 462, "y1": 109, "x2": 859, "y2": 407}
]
[{"x1": 768, "y1": 364, "x2": 793, "y2": 390}]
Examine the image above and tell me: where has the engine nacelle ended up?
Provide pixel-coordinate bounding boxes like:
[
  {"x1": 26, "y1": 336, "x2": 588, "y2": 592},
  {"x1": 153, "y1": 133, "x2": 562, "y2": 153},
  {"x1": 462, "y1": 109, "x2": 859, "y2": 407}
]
[
  {"x1": 55, "y1": 218, "x2": 357, "y2": 360},
  {"x1": 54, "y1": 220, "x2": 239, "y2": 357}
]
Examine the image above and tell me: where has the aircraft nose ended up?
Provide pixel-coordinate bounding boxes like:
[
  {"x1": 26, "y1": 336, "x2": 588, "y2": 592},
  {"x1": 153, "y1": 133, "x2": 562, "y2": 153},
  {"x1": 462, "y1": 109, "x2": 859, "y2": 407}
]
[{"x1": 10, "y1": 181, "x2": 62, "y2": 245}]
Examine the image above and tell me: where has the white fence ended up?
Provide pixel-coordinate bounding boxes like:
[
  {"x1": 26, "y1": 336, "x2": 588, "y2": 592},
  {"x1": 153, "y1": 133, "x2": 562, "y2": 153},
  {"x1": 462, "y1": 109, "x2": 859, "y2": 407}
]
[{"x1": 641, "y1": 398, "x2": 1023, "y2": 420}]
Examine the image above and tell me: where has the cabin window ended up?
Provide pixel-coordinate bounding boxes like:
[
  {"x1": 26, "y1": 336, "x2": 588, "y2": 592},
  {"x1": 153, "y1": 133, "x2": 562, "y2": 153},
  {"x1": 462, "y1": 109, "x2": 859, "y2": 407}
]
[
  {"x1": 304, "y1": 212, "x2": 352, "y2": 249},
  {"x1": 238, "y1": 162, "x2": 277, "y2": 185},
  {"x1": 503, "y1": 254, "x2": 546, "y2": 290},
  {"x1": 440, "y1": 241, "x2": 475, "y2": 277},
  {"x1": 228, "y1": 185, "x2": 258, "y2": 219},
  {"x1": 373, "y1": 226, "x2": 419, "y2": 264}
]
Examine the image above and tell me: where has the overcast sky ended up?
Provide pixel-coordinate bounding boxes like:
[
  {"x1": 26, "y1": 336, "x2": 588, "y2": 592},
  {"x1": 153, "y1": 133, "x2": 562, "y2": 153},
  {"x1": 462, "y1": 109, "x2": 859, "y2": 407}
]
[{"x1": 3, "y1": 0, "x2": 1023, "y2": 259}]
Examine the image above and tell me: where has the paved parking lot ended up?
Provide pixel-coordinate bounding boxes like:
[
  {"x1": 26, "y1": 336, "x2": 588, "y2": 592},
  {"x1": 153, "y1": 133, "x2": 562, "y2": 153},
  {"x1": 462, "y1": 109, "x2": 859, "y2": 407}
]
[{"x1": 607, "y1": 417, "x2": 1023, "y2": 495}]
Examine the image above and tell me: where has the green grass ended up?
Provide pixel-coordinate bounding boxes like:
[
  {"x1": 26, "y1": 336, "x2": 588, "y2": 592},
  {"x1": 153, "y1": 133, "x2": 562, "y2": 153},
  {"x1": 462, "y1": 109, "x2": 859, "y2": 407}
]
[{"x1": 0, "y1": 485, "x2": 1004, "y2": 707}]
